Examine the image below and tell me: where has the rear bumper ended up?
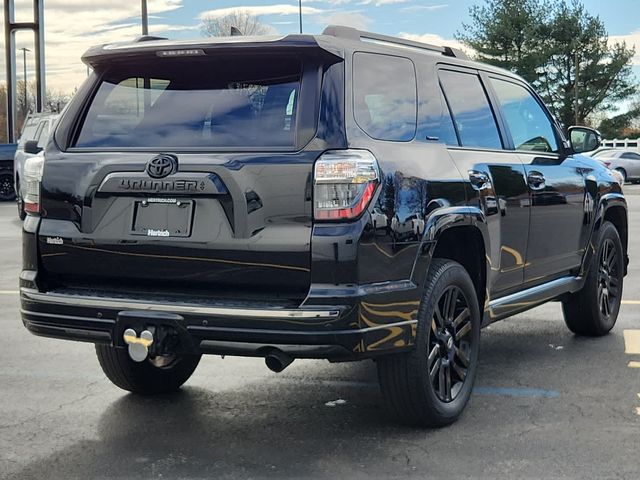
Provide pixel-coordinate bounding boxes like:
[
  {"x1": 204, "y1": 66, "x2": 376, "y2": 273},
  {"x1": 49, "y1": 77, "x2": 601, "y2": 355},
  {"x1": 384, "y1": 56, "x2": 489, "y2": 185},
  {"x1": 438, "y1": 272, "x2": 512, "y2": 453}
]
[{"x1": 21, "y1": 286, "x2": 418, "y2": 361}]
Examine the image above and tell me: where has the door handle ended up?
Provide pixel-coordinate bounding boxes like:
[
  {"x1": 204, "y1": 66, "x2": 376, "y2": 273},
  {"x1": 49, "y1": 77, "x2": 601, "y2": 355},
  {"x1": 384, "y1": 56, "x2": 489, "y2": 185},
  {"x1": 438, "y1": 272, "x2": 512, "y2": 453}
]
[
  {"x1": 527, "y1": 171, "x2": 546, "y2": 190},
  {"x1": 468, "y1": 170, "x2": 491, "y2": 190}
]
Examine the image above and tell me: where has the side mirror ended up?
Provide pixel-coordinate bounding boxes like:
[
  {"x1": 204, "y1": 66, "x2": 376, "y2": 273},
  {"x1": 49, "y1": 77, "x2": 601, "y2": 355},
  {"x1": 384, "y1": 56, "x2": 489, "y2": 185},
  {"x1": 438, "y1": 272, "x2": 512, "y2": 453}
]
[
  {"x1": 568, "y1": 126, "x2": 601, "y2": 154},
  {"x1": 23, "y1": 140, "x2": 42, "y2": 155}
]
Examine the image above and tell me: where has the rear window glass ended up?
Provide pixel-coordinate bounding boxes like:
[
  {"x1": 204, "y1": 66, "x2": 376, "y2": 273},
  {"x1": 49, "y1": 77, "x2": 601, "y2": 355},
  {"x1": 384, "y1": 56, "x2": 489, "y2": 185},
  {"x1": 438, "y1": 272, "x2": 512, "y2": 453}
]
[
  {"x1": 353, "y1": 53, "x2": 417, "y2": 142},
  {"x1": 439, "y1": 69, "x2": 502, "y2": 150},
  {"x1": 75, "y1": 56, "x2": 304, "y2": 149}
]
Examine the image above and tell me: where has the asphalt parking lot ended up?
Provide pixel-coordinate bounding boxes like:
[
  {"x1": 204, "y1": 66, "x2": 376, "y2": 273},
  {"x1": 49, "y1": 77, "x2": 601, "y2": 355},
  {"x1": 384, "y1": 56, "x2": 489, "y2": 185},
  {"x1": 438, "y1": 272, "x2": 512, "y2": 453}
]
[{"x1": 1, "y1": 188, "x2": 640, "y2": 480}]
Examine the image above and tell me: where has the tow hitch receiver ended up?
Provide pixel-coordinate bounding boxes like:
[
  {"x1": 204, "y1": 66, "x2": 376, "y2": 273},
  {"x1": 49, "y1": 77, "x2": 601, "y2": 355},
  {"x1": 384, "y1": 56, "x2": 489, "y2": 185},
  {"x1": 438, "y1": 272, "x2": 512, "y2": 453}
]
[
  {"x1": 123, "y1": 328, "x2": 154, "y2": 362},
  {"x1": 116, "y1": 310, "x2": 197, "y2": 361}
]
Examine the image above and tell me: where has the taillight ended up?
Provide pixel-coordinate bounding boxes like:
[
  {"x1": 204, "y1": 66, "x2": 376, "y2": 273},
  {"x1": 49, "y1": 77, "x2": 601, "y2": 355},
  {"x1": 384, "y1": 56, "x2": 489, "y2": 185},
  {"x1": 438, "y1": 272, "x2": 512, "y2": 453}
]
[
  {"x1": 603, "y1": 161, "x2": 611, "y2": 167},
  {"x1": 23, "y1": 155, "x2": 44, "y2": 215},
  {"x1": 313, "y1": 150, "x2": 379, "y2": 221}
]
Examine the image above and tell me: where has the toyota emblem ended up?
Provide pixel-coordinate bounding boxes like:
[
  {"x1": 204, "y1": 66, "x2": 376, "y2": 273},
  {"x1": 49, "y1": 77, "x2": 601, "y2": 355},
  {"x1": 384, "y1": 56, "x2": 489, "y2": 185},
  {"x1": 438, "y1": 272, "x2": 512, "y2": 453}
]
[{"x1": 146, "y1": 154, "x2": 178, "y2": 179}]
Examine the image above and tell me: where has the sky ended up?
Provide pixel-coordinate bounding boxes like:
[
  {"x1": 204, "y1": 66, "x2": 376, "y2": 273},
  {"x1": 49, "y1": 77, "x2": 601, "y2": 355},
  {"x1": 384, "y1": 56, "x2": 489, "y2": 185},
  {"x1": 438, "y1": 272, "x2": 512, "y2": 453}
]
[{"x1": 2, "y1": 0, "x2": 640, "y2": 110}]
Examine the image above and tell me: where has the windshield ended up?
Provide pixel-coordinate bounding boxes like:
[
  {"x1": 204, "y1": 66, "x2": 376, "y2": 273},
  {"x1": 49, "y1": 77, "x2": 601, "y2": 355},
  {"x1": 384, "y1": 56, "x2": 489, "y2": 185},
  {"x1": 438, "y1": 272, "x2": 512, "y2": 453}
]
[{"x1": 75, "y1": 56, "x2": 304, "y2": 149}]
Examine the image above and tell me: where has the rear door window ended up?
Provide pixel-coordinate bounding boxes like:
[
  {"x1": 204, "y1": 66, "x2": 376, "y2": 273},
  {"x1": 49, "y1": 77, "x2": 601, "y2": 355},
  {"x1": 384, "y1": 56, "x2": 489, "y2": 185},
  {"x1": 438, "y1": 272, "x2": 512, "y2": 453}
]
[
  {"x1": 75, "y1": 56, "x2": 304, "y2": 149},
  {"x1": 353, "y1": 52, "x2": 417, "y2": 142},
  {"x1": 36, "y1": 120, "x2": 50, "y2": 148},
  {"x1": 19, "y1": 120, "x2": 40, "y2": 147},
  {"x1": 439, "y1": 69, "x2": 502, "y2": 150}
]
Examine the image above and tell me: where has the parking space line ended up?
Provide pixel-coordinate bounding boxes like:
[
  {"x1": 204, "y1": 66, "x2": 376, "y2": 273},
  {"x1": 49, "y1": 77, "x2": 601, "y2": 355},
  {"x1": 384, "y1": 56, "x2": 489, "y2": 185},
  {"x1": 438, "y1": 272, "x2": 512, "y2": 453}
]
[
  {"x1": 0, "y1": 291, "x2": 18, "y2": 295},
  {"x1": 628, "y1": 361, "x2": 640, "y2": 368},
  {"x1": 623, "y1": 330, "x2": 640, "y2": 354},
  {"x1": 473, "y1": 386, "x2": 560, "y2": 398},
  {"x1": 622, "y1": 300, "x2": 640, "y2": 305}
]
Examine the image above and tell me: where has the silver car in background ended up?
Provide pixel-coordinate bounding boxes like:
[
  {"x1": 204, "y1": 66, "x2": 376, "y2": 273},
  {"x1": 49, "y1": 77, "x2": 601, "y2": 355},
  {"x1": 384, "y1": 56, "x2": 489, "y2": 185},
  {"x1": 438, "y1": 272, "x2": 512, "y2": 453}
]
[
  {"x1": 13, "y1": 113, "x2": 58, "y2": 219},
  {"x1": 592, "y1": 149, "x2": 640, "y2": 184}
]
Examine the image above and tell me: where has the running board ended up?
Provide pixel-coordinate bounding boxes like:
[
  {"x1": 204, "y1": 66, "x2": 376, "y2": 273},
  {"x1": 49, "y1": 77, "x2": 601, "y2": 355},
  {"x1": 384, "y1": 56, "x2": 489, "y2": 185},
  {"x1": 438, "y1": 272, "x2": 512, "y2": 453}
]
[{"x1": 486, "y1": 276, "x2": 584, "y2": 323}]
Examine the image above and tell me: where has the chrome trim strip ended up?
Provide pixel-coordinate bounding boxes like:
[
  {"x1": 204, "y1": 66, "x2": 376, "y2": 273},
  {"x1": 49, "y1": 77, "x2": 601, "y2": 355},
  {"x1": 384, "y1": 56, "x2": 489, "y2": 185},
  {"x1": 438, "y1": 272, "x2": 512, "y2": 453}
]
[
  {"x1": 20, "y1": 288, "x2": 340, "y2": 319},
  {"x1": 21, "y1": 309, "x2": 116, "y2": 325},
  {"x1": 187, "y1": 319, "x2": 417, "y2": 335}
]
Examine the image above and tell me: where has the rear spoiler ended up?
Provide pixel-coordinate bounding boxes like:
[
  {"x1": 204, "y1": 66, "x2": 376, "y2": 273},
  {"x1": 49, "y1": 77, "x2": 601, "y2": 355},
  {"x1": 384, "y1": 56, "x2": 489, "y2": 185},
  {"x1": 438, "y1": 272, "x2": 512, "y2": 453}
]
[{"x1": 81, "y1": 35, "x2": 343, "y2": 69}]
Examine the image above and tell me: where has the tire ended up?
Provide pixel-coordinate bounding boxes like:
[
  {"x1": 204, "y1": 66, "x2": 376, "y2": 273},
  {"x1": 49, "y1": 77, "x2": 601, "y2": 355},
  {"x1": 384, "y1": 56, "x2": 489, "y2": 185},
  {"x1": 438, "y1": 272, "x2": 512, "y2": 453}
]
[
  {"x1": 615, "y1": 168, "x2": 627, "y2": 183},
  {"x1": 0, "y1": 171, "x2": 16, "y2": 201},
  {"x1": 16, "y1": 179, "x2": 26, "y2": 220},
  {"x1": 377, "y1": 258, "x2": 481, "y2": 427},
  {"x1": 562, "y1": 221, "x2": 624, "y2": 336},
  {"x1": 96, "y1": 345, "x2": 201, "y2": 395},
  {"x1": 17, "y1": 195, "x2": 26, "y2": 220}
]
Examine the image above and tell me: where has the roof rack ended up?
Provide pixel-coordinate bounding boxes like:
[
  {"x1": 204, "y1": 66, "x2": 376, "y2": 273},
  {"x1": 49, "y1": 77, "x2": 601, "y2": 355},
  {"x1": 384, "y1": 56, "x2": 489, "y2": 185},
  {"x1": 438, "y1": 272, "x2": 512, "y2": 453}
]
[{"x1": 321, "y1": 25, "x2": 469, "y2": 60}]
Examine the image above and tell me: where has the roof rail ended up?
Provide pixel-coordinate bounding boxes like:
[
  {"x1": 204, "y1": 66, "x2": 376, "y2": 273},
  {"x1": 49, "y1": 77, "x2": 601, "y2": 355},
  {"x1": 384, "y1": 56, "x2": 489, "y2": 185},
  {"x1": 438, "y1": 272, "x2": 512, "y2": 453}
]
[{"x1": 321, "y1": 25, "x2": 469, "y2": 60}]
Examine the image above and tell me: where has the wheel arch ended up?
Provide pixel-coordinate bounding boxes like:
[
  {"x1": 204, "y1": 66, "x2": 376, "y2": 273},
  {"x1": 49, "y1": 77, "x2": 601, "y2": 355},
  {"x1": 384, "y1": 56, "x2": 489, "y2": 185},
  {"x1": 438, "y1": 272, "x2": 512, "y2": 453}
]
[
  {"x1": 582, "y1": 193, "x2": 629, "y2": 277},
  {"x1": 412, "y1": 207, "x2": 489, "y2": 315}
]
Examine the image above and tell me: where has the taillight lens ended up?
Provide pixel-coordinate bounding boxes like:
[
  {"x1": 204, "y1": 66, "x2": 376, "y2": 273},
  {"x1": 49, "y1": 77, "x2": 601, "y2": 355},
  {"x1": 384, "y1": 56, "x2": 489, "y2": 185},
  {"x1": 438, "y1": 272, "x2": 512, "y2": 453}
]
[
  {"x1": 314, "y1": 150, "x2": 379, "y2": 221},
  {"x1": 603, "y1": 161, "x2": 611, "y2": 167},
  {"x1": 23, "y1": 155, "x2": 44, "y2": 215}
]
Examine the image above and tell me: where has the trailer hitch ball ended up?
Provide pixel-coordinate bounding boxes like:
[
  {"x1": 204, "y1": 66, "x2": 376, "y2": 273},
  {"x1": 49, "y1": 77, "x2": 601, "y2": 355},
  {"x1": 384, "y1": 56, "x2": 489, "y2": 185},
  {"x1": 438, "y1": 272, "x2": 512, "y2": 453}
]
[{"x1": 123, "y1": 328, "x2": 154, "y2": 362}]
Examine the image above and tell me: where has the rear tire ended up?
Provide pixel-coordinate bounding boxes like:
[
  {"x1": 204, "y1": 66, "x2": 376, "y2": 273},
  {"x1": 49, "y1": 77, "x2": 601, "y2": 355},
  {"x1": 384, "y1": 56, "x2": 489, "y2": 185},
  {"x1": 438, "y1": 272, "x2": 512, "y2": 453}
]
[
  {"x1": 96, "y1": 345, "x2": 201, "y2": 395},
  {"x1": 0, "y1": 171, "x2": 16, "y2": 201},
  {"x1": 562, "y1": 221, "x2": 623, "y2": 336},
  {"x1": 16, "y1": 180, "x2": 25, "y2": 220},
  {"x1": 615, "y1": 168, "x2": 627, "y2": 183},
  {"x1": 377, "y1": 259, "x2": 481, "y2": 427}
]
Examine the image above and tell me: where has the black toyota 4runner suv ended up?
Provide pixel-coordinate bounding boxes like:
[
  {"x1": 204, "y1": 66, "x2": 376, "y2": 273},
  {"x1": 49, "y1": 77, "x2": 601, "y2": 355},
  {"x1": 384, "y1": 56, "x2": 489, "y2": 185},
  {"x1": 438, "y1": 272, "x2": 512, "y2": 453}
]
[{"x1": 20, "y1": 26, "x2": 628, "y2": 427}]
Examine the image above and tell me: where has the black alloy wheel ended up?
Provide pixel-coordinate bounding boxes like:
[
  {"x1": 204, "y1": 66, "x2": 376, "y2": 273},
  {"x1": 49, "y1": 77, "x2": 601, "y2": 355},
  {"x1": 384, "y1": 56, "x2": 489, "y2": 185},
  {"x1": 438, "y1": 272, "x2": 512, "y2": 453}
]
[
  {"x1": 428, "y1": 285, "x2": 473, "y2": 403},
  {"x1": 562, "y1": 221, "x2": 624, "y2": 336},
  {"x1": 377, "y1": 258, "x2": 480, "y2": 427},
  {"x1": 597, "y1": 238, "x2": 620, "y2": 319}
]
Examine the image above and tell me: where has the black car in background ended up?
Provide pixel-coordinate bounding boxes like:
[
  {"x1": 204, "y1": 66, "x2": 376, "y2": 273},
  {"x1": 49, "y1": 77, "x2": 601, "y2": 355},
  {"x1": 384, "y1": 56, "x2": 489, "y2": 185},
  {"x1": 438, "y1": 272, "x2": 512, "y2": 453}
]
[
  {"x1": 20, "y1": 26, "x2": 628, "y2": 427},
  {"x1": 0, "y1": 143, "x2": 18, "y2": 201}
]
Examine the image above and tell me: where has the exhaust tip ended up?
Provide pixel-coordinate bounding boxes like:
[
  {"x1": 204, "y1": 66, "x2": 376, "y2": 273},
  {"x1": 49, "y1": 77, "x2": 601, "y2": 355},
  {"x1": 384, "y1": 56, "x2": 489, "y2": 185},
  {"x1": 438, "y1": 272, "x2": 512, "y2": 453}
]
[{"x1": 265, "y1": 350, "x2": 294, "y2": 373}]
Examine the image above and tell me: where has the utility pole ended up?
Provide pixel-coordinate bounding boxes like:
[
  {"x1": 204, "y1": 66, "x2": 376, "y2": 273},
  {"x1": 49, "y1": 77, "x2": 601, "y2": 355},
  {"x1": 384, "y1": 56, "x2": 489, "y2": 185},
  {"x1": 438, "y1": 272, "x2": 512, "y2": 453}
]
[
  {"x1": 20, "y1": 47, "x2": 30, "y2": 116},
  {"x1": 298, "y1": 0, "x2": 302, "y2": 34},
  {"x1": 574, "y1": 50, "x2": 579, "y2": 125},
  {"x1": 141, "y1": 0, "x2": 149, "y2": 35}
]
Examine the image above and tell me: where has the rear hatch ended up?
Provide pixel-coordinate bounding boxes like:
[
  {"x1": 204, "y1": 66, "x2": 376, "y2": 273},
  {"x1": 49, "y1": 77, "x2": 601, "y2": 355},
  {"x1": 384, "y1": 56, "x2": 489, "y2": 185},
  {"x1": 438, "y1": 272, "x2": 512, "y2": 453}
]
[{"x1": 38, "y1": 41, "x2": 343, "y2": 306}]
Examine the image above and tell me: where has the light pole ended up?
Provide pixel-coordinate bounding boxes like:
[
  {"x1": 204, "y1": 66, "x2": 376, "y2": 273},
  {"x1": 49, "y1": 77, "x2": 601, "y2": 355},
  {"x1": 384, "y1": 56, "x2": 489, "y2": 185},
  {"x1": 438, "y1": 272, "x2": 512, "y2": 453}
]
[
  {"x1": 298, "y1": 0, "x2": 302, "y2": 33},
  {"x1": 19, "y1": 47, "x2": 30, "y2": 116},
  {"x1": 141, "y1": 0, "x2": 148, "y2": 35}
]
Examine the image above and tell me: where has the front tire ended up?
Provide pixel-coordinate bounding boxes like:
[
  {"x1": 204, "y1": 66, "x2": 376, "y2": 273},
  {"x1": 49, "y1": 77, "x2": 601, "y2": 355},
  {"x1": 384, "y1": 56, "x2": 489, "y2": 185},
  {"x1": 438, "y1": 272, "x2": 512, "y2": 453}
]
[
  {"x1": 96, "y1": 345, "x2": 201, "y2": 395},
  {"x1": 615, "y1": 168, "x2": 627, "y2": 183},
  {"x1": 562, "y1": 221, "x2": 624, "y2": 336},
  {"x1": 377, "y1": 259, "x2": 481, "y2": 427}
]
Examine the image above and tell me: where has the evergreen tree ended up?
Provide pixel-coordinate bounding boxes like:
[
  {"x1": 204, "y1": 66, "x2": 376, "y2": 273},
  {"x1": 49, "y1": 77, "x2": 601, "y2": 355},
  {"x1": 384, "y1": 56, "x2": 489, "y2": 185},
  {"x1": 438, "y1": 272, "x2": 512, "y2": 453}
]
[{"x1": 457, "y1": 0, "x2": 637, "y2": 129}]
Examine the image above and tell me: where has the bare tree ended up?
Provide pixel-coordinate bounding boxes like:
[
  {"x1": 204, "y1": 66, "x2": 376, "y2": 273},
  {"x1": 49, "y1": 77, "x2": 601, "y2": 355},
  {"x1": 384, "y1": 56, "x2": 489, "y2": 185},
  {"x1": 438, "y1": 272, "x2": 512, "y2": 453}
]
[{"x1": 201, "y1": 10, "x2": 271, "y2": 37}]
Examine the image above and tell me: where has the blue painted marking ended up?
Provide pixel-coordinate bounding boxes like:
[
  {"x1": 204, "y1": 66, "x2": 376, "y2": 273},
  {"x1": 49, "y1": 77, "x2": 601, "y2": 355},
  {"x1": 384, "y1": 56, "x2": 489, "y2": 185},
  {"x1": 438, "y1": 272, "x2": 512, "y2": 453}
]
[{"x1": 473, "y1": 386, "x2": 560, "y2": 398}]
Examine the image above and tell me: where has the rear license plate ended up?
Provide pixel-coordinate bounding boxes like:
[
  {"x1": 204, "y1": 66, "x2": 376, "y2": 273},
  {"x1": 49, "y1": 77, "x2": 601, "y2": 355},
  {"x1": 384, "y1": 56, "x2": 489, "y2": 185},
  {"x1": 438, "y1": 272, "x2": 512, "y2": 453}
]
[{"x1": 131, "y1": 198, "x2": 193, "y2": 237}]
